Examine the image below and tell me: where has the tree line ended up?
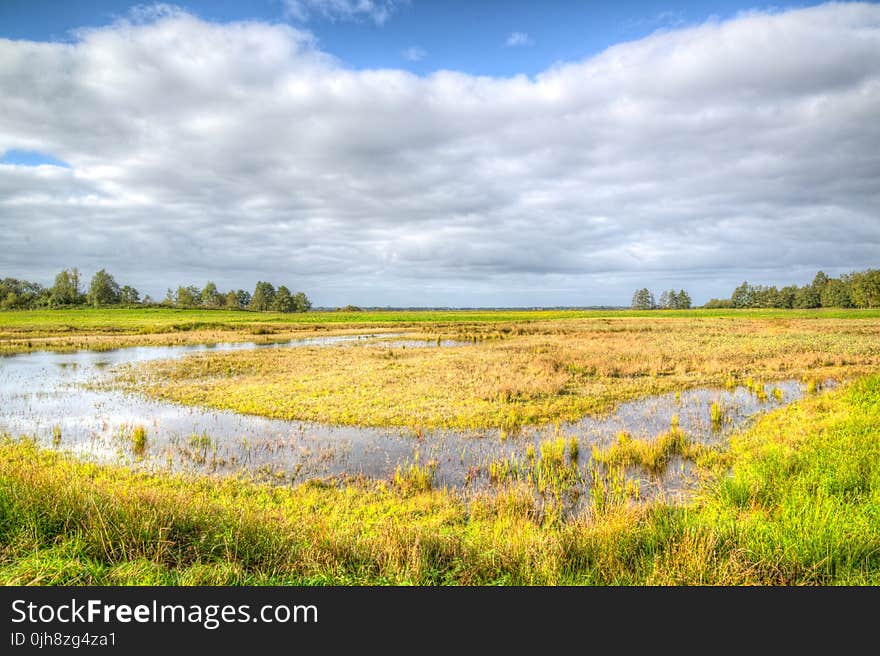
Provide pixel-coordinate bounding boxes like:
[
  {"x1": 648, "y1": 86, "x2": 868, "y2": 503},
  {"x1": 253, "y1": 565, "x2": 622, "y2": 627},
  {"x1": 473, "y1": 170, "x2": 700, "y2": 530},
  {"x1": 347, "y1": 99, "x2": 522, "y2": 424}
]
[
  {"x1": 0, "y1": 268, "x2": 312, "y2": 312},
  {"x1": 631, "y1": 288, "x2": 693, "y2": 310},
  {"x1": 704, "y1": 269, "x2": 880, "y2": 309}
]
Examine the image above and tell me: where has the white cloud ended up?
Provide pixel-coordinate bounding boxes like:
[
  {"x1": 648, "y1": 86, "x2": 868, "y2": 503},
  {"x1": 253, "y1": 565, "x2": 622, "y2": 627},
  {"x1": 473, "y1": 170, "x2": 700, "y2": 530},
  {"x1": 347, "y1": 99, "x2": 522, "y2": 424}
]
[
  {"x1": 401, "y1": 46, "x2": 426, "y2": 61},
  {"x1": 1, "y1": 3, "x2": 878, "y2": 305},
  {"x1": 505, "y1": 31, "x2": 534, "y2": 47},
  {"x1": 127, "y1": 3, "x2": 187, "y2": 23},
  {"x1": 622, "y1": 10, "x2": 687, "y2": 34},
  {"x1": 283, "y1": 0, "x2": 404, "y2": 25}
]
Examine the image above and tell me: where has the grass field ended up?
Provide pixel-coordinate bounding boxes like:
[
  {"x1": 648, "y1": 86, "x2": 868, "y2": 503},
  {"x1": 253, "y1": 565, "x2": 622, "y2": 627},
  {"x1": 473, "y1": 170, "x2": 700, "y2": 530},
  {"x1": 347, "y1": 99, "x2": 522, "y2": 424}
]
[
  {"x1": 1, "y1": 307, "x2": 879, "y2": 585},
  {"x1": 115, "y1": 315, "x2": 880, "y2": 429},
  {"x1": 4, "y1": 306, "x2": 880, "y2": 331},
  {"x1": 2, "y1": 306, "x2": 880, "y2": 354},
  {"x1": 2, "y1": 374, "x2": 878, "y2": 584},
  {"x1": 0, "y1": 307, "x2": 604, "y2": 354}
]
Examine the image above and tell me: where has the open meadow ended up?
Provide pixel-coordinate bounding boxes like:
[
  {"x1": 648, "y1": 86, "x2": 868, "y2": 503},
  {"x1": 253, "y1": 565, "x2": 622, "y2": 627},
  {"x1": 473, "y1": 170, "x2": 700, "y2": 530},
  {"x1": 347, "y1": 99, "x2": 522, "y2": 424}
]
[{"x1": 1, "y1": 307, "x2": 879, "y2": 584}]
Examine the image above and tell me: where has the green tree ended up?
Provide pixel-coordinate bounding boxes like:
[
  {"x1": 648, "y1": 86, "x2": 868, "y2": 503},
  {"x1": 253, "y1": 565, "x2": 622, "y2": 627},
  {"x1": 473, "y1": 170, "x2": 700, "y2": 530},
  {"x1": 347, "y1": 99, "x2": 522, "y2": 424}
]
[
  {"x1": 851, "y1": 269, "x2": 880, "y2": 308},
  {"x1": 767, "y1": 287, "x2": 789, "y2": 308},
  {"x1": 236, "y1": 289, "x2": 251, "y2": 308},
  {"x1": 224, "y1": 290, "x2": 240, "y2": 308},
  {"x1": 793, "y1": 285, "x2": 820, "y2": 309},
  {"x1": 119, "y1": 286, "x2": 140, "y2": 305},
  {"x1": 676, "y1": 289, "x2": 692, "y2": 309},
  {"x1": 86, "y1": 269, "x2": 121, "y2": 307},
  {"x1": 49, "y1": 268, "x2": 82, "y2": 307},
  {"x1": 811, "y1": 270, "x2": 830, "y2": 295},
  {"x1": 821, "y1": 278, "x2": 853, "y2": 308},
  {"x1": 776, "y1": 285, "x2": 797, "y2": 309},
  {"x1": 751, "y1": 285, "x2": 778, "y2": 308},
  {"x1": 249, "y1": 281, "x2": 276, "y2": 311},
  {"x1": 200, "y1": 281, "x2": 221, "y2": 308},
  {"x1": 730, "y1": 281, "x2": 754, "y2": 308},
  {"x1": 273, "y1": 285, "x2": 294, "y2": 312},
  {"x1": 175, "y1": 285, "x2": 199, "y2": 308},
  {"x1": 0, "y1": 278, "x2": 45, "y2": 309},
  {"x1": 1, "y1": 291, "x2": 19, "y2": 310},
  {"x1": 631, "y1": 288, "x2": 655, "y2": 310},
  {"x1": 292, "y1": 291, "x2": 312, "y2": 312}
]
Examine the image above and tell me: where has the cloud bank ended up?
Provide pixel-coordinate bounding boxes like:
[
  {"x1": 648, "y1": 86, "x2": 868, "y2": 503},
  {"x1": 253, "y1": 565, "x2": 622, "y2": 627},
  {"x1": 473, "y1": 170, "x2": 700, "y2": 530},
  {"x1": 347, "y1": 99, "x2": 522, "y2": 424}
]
[{"x1": 1, "y1": 3, "x2": 878, "y2": 305}]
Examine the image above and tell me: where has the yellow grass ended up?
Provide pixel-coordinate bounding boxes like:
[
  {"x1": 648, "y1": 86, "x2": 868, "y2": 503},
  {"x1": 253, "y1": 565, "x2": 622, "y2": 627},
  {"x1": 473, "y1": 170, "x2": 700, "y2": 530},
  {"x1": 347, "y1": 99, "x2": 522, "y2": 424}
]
[{"x1": 114, "y1": 317, "x2": 880, "y2": 429}]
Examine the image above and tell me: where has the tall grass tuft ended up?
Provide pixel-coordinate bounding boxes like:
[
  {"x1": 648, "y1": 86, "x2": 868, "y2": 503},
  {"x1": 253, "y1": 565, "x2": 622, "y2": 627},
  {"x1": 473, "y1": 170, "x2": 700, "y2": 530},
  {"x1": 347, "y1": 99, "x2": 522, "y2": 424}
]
[
  {"x1": 188, "y1": 431, "x2": 211, "y2": 450},
  {"x1": 588, "y1": 463, "x2": 639, "y2": 517},
  {"x1": 131, "y1": 425, "x2": 147, "y2": 456},
  {"x1": 592, "y1": 427, "x2": 702, "y2": 474},
  {"x1": 568, "y1": 436, "x2": 580, "y2": 464},
  {"x1": 393, "y1": 451, "x2": 437, "y2": 494},
  {"x1": 710, "y1": 401, "x2": 724, "y2": 428}
]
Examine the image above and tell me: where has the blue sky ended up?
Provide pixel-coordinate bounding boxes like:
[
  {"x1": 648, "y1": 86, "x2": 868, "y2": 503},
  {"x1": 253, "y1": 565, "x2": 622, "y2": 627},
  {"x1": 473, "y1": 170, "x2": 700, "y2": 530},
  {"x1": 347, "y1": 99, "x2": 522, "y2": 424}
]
[
  {"x1": 1, "y1": 1, "x2": 832, "y2": 76},
  {"x1": 1, "y1": 2, "x2": 878, "y2": 306},
  {"x1": 0, "y1": 148, "x2": 70, "y2": 167}
]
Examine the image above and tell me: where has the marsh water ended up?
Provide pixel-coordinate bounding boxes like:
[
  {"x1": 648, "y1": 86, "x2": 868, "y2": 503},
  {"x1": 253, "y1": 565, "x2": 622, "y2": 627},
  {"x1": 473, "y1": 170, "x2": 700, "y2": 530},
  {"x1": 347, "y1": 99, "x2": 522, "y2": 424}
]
[{"x1": 0, "y1": 334, "x2": 821, "y2": 499}]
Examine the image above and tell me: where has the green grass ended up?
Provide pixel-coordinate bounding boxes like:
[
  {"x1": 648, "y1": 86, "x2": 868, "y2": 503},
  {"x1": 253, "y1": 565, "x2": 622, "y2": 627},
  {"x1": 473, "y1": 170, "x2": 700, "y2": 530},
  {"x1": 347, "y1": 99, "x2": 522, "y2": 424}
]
[
  {"x1": 131, "y1": 425, "x2": 147, "y2": 456},
  {"x1": 0, "y1": 307, "x2": 615, "y2": 333},
  {"x1": 392, "y1": 452, "x2": 437, "y2": 495},
  {"x1": 710, "y1": 401, "x2": 724, "y2": 428},
  {"x1": 3, "y1": 374, "x2": 879, "y2": 584},
  {"x1": 2, "y1": 306, "x2": 880, "y2": 335},
  {"x1": 4, "y1": 306, "x2": 880, "y2": 358},
  {"x1": 188, "y1": 431, "x2": 212, "y2": 450},
  {"x1": 591, "y1": 427, "x2": 712, "y2": 474}
]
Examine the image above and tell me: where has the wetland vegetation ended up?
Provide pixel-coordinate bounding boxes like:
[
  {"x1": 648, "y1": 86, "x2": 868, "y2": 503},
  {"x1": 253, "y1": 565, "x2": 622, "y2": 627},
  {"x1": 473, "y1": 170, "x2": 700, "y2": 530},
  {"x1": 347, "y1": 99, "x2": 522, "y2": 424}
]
[
  {"x1": 1, "y1": 307, "x2": 879, "y2": 585},
  {"x1": 112, "y1": 315, "x2": 880, "y2": 430},
  {"x1": 1, "y1": 373, "x2": 878, "y2": 584}
]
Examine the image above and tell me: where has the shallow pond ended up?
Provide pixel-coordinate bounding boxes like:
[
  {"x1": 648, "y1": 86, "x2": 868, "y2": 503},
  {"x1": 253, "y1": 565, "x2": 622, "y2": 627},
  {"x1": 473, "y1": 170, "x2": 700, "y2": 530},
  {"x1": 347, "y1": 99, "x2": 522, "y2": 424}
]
[{"x1": 0, "y1": 334, "x2": 825, "y2": 501}]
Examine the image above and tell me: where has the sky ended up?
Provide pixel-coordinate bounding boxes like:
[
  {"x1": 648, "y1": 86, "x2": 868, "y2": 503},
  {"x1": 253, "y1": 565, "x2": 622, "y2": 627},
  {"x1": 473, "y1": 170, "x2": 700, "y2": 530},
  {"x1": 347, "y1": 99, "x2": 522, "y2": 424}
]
[{"x1": 1, "y1": 1, "x2": 878, "y2": 307}]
